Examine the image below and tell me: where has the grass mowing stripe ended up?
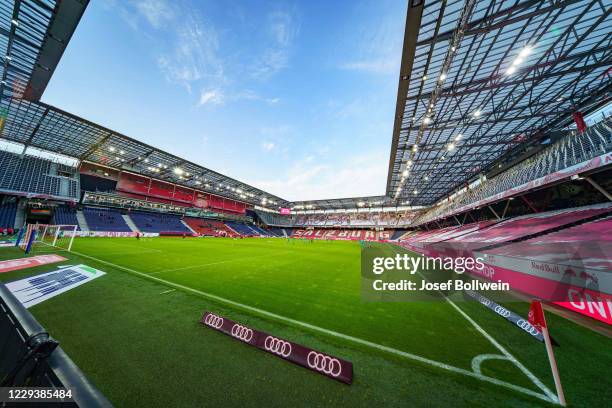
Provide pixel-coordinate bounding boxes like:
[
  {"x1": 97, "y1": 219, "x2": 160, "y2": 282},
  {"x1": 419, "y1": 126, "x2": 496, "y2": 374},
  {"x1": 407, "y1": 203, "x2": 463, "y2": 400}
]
[
  {"x1": 154, "y1": 251, "x2": 292, "y2": 274},
  {"x1": 70, "y1": 249, "x2": 553, "y2": 404}
]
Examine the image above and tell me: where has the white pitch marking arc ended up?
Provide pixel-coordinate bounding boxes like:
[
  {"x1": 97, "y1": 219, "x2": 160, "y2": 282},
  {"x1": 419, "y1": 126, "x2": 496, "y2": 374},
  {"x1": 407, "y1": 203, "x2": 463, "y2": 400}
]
[
  {"x1": 70, "y1": 250, "x2": 555, "y2": 404},
  {"x1": 471, "y1": 354, "x2": 511, "y2": 376}
]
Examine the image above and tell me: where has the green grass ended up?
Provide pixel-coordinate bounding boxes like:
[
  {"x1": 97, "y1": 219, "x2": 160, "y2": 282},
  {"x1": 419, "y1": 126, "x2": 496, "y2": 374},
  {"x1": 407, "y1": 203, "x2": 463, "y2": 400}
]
[{"x1": 0, "y1": 237, "x2": 610, "y2": 407}]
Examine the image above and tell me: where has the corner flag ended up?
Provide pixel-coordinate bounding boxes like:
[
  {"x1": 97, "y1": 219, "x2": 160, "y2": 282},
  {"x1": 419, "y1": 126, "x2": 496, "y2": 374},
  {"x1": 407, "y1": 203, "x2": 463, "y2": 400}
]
[
  {"x1": 528, "y1": 300, "x2": 566, "y2": 406},
  {"x1": 528, "y1": 300, "x2": 547, "y2": 332}
]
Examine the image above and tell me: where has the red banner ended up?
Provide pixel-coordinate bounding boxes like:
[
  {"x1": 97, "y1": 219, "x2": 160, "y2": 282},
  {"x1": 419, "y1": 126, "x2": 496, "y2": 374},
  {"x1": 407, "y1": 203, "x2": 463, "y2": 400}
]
[{"x1": 200, "y1": 312, "x2": 353, "y2": 384}]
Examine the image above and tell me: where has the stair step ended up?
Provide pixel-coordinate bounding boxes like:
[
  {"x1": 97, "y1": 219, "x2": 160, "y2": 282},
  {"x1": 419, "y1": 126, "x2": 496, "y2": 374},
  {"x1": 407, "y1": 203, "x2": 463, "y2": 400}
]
[
  {"x1": 76, "y1": 210, "x2": 89, "y2": 231},
  {"x1": 122, "y1": 214, "x2": 140, "y2": 233}
]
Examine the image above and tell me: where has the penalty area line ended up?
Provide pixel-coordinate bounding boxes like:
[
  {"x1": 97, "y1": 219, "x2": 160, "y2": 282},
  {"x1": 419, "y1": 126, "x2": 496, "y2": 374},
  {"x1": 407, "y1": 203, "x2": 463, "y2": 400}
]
[{"x1": 70, "y1": 250, "x2": 553, "y2": 404}]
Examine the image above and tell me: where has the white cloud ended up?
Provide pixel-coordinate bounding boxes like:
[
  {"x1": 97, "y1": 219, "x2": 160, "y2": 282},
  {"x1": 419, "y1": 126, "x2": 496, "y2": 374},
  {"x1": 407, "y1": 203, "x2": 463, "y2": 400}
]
[
  {"x1": 198, "y1": 89, "x2": 280, "y2": 107},
  {"x1": 157, "y1": 14, "x2": 224, "y2": 90},
  {"x1": 199, "y1": 89, "x2": 224, "y2": 105},
  {"x1": 128, "y1": 1, "x2": 224, "y2": 92},
  {"x1": 125, "y1": 1, "x2": 291, "y2": 104},
  {"x1": 248, "y1": 150, "x2": 387, "y2": 201},
  {"x1": 269, "y1": 11, "x2": 296, "y2": 47},
  {"x1": 235, "y1": 90, "x2": 280, "y2": 105},
  {"x1": 337, "y1": 7, "x2": 402, "y2": 76},
  {"x1": 261, "y1": 141, "x2": 276, "y2": 151},
  {"x1": 334, "y1": 98, "x2": 367, "y2": 119},
  {"x1": 133, "y1": 0, "x2": 175, "y2": 28},
  {"x1": 252, "y1": 49, "x2": 290, "y2": 80},
  {"x1": 251, "y1": 10, "x2": 300, "y2": 80}
]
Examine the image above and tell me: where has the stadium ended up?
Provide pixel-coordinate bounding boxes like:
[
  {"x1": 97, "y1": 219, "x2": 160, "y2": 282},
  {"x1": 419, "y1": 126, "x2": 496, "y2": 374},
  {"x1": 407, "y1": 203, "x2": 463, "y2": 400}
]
[{"x1": 0, "y1": 0, "x2": 610, "y2": 407}]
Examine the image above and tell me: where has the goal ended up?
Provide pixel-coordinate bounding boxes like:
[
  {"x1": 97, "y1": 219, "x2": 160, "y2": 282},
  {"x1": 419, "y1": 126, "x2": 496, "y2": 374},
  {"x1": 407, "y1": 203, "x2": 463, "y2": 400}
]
[{"x1": 17, "y1": 224, "x2": 78, "y2": 253}]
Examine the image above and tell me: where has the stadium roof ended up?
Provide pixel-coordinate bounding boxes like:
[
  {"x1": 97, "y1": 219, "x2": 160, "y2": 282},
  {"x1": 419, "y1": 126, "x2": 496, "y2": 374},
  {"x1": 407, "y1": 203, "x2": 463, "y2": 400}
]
[
  {"x1": 387, "y1": 0, "x2": 611, "y2": 206},
  {"x1": 0, "y1": 0, "x2": 87, "y2": 102}
]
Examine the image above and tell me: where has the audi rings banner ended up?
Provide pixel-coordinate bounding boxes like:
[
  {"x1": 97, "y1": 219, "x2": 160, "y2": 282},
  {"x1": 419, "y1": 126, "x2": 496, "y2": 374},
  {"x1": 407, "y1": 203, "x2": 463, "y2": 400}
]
[
  {"x1": 200, "y1": 311, "x2": 353, "y2": 384},
  {"x1": 462, "y1": 290, "x2": 548, "y2": 344}
]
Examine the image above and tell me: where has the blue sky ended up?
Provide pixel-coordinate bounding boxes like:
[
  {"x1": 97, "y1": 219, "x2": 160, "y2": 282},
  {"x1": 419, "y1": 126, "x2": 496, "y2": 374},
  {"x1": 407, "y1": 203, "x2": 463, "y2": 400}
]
[{"x1": 43, "y1": 0, "x2": 405, "y2": 201}]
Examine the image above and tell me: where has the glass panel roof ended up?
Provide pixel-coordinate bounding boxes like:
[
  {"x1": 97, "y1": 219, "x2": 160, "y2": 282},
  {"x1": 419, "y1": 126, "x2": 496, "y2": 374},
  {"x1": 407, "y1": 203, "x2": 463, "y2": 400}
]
[{"x1": 388, "y1": 0, "x2": 611, "y2": 206}]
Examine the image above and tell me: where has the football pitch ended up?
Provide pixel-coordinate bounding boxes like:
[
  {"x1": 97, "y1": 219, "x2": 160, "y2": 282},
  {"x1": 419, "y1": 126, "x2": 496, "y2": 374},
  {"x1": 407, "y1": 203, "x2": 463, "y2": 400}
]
[{"x1": 0, "y1": 237, "x2": 610, "y2": 407}]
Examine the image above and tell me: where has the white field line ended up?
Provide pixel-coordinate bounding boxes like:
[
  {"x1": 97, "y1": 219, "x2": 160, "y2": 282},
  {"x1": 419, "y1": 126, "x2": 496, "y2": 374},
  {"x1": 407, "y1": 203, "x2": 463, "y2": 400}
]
[
  {"x1": 471, "y1": 354, "x2": 510, "y2": 376},
  {"x1": 444, "y1": 296, "x2": 557, "y2": 403},
  {"x1": 69, "y1": 250, "x2": 553, "y2": 403},
  {"x1": 159, "y1": 289, "x2": 176, "y2": 295}
]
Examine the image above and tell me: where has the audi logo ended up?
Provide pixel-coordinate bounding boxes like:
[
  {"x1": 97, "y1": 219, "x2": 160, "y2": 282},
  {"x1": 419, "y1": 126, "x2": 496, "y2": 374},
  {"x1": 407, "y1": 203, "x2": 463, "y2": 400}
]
[
  {"x1": 204, "y1": 313, "x2": 224, "y2": 329},
  {"x1": 307, "y1": 351, "x2": 342, "y2": 377},
  {"x1": 231, "y1": 324, "x2": 254, "y2": 342},
  {"x1": 479, "y1": 297, "x2": 491, "y2": 307},
  {"x1": 516, "y1": 319, "x2": 540, "y2": 336},
  {"x1": 264, "y1": 336, "x2": 292, "y2": 357},
  {"x1": 494, "y1": 305, "x2": 511, "y2": 317}
]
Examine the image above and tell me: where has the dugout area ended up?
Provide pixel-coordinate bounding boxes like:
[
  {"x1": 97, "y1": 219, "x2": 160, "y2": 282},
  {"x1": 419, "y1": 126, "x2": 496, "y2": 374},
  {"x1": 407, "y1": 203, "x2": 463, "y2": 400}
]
[{"x1": 0, "y1": 237, "x2": 610, "y2": 407}]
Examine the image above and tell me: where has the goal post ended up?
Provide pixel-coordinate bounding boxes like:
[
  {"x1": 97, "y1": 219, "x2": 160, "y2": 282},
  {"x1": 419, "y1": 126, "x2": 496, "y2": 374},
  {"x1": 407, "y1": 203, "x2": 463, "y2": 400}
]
[{"x1": 17, "y1": 224, "x2": 78, "y2": 253}]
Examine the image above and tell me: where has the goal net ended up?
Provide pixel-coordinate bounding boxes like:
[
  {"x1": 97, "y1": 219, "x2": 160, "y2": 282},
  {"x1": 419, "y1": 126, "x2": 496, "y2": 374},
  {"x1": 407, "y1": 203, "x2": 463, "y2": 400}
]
[{"x1": 17, "y1": 224, "x2": 78, "y2": 253}]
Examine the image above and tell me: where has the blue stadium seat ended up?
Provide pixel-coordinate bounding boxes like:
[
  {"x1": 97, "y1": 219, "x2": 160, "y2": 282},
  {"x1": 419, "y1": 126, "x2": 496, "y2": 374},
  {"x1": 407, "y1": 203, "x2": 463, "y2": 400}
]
[
  {"x1": 128, "y1": 211, "x2": 190, "y2": 233},
  {"x1": 0, "y1": 203, "x2": 17, "y2": 229},
  {"x1": 83, "y1": 207, "x2": 132, "y2": 232},
  {"x1": 54, "y1": 206, "x2": 80, "y2": 230}
]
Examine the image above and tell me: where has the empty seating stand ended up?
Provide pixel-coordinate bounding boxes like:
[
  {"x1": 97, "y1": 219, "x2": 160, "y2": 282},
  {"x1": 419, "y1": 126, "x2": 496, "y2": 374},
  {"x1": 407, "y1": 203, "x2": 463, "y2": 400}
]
[
  {"x1": 225, "y1": 222, "x2": 261, "y2": 236},
  {"x1": 453, "y1": 205, "x2": 612, "y2": 245},
  {"x1": 128, "y1": 211, "x2": 190, "y2": 233},
  {"x1": 83, "y1": 207, "x2": 132, "y2": 232},
  {"x1": 486, "y1": 216, "x2": 612, "y2": 271},
  {"x1": 183, "y1": 217, "x2": 236, "y2": 236},
  {"x1": 54, "y1": 206, "x2": 80, "y2": 230},
  {"x1": 0, "y1": 203, "x2": 17, "y2": 229}
]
